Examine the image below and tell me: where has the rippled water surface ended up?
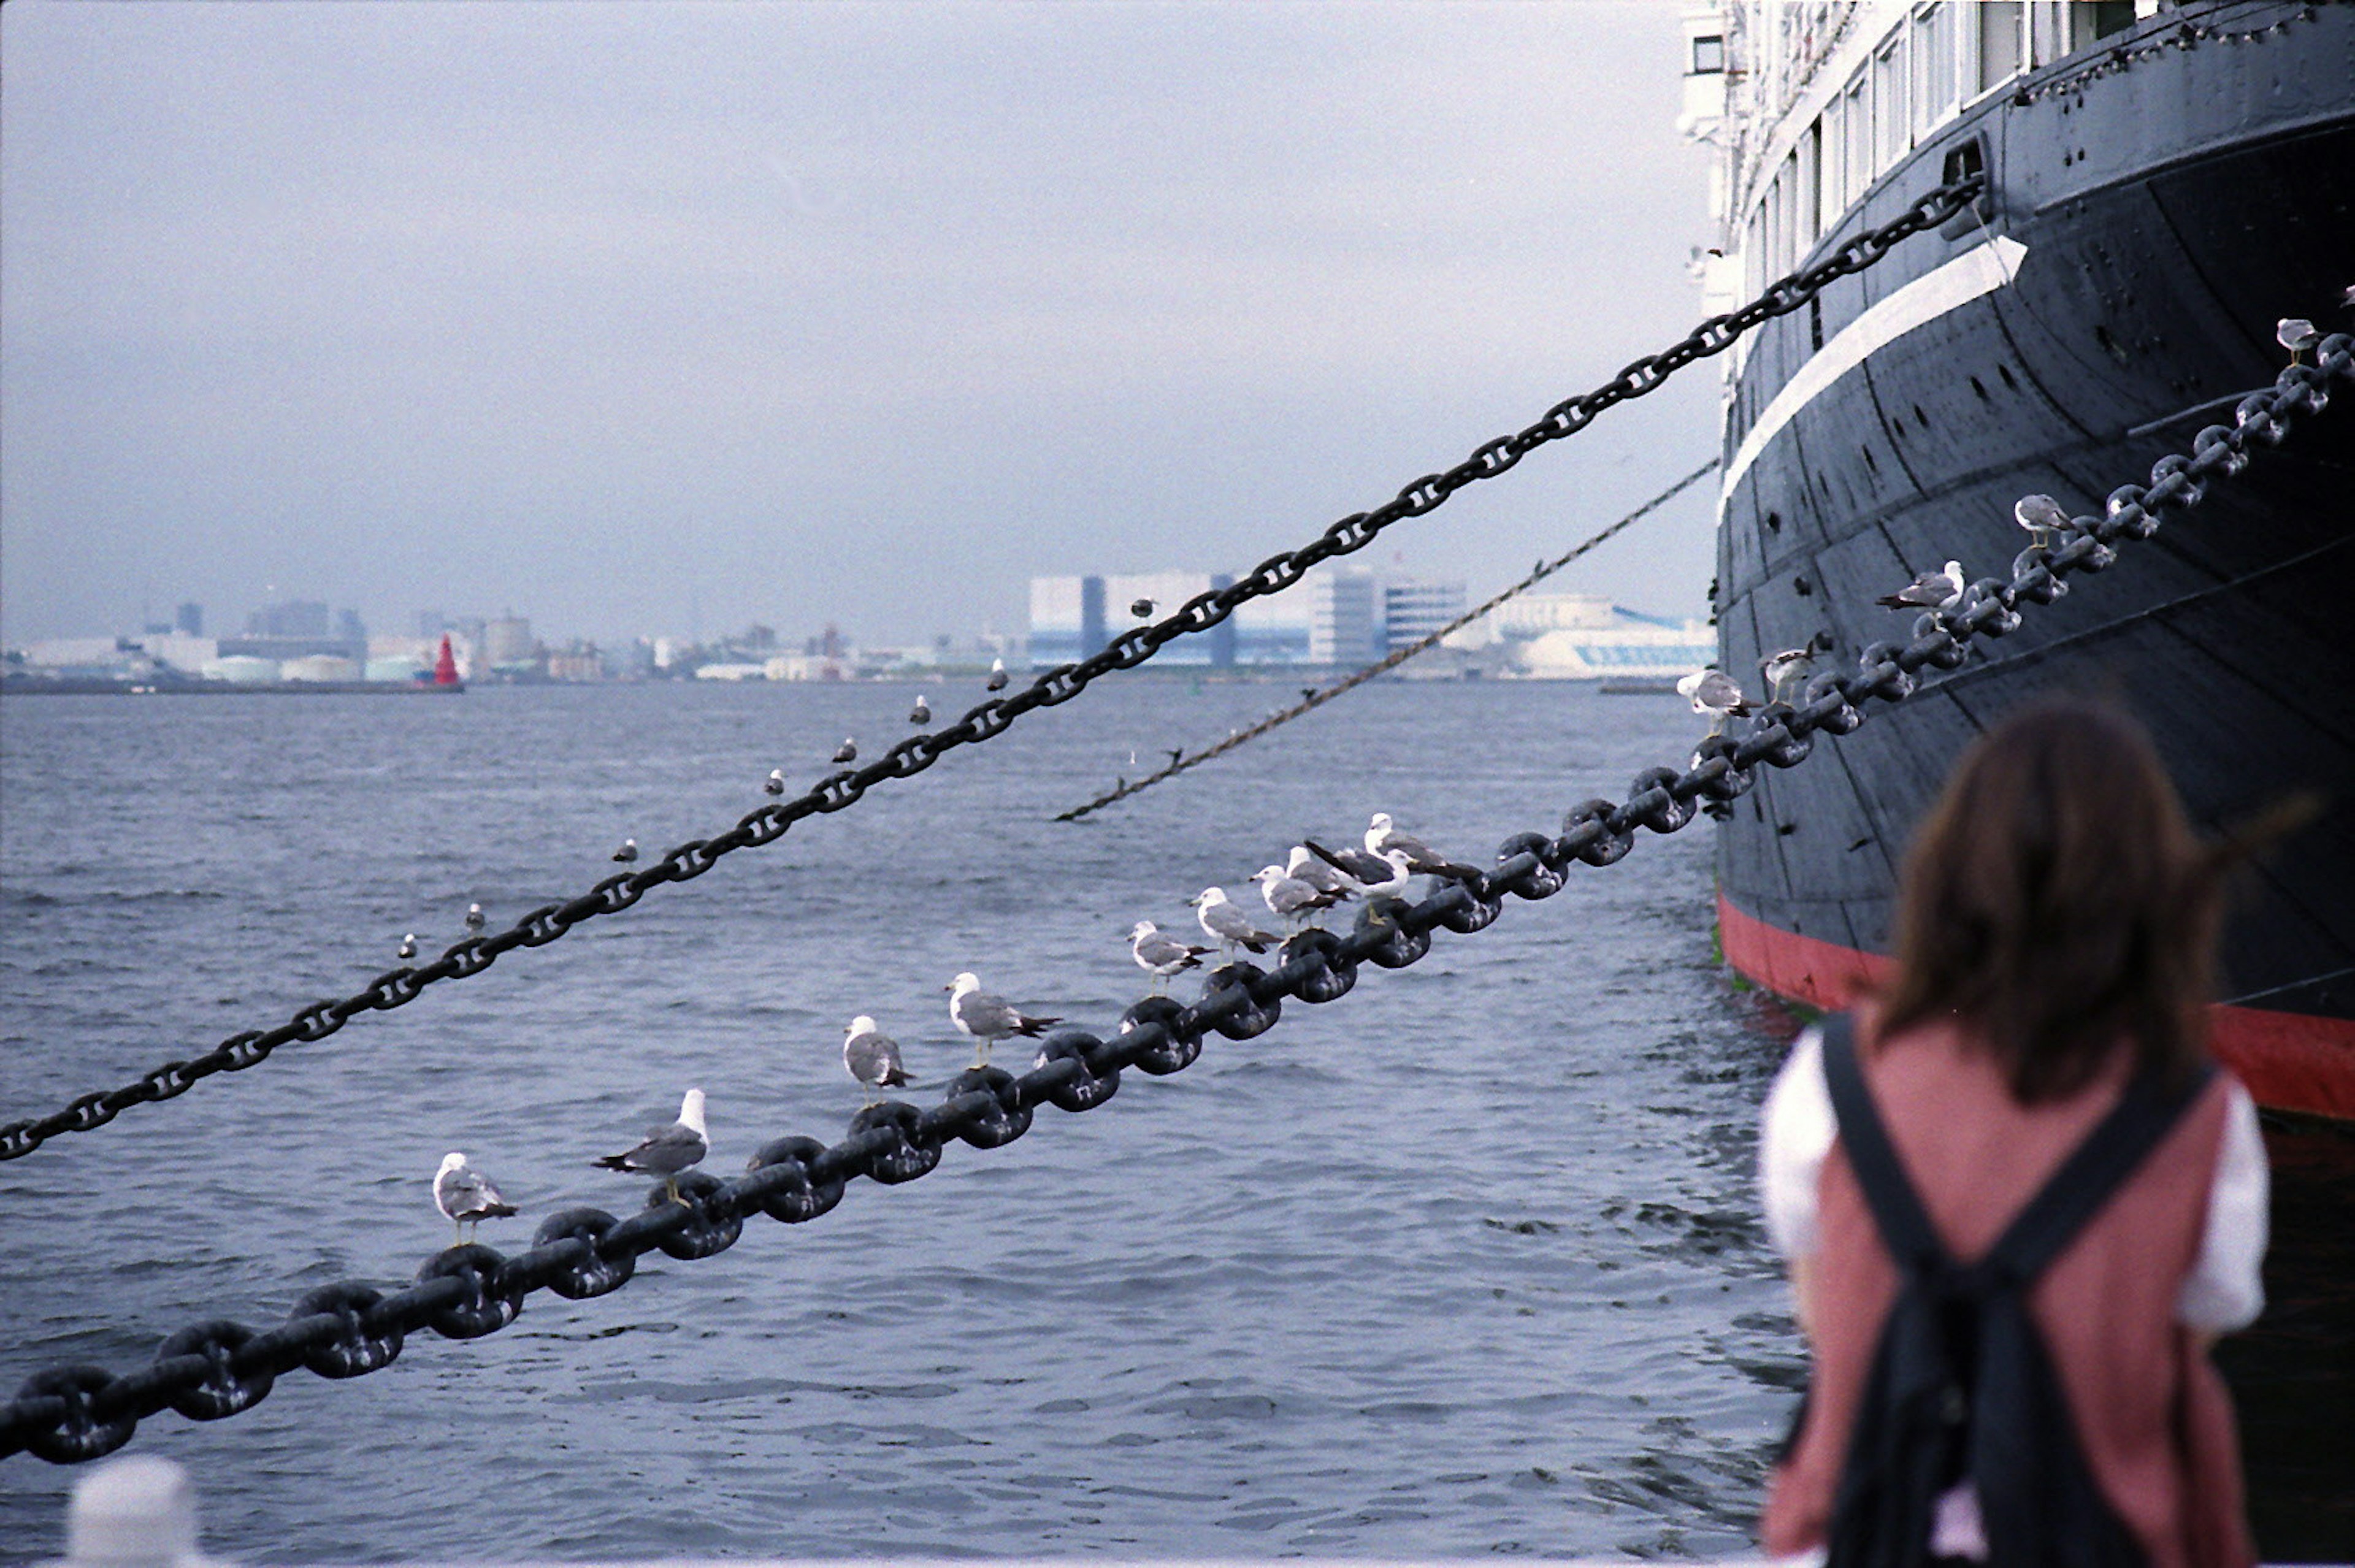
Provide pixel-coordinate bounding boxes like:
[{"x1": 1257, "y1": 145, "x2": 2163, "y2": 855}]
[{"x1": 0, "y1": 681, "x2": 2345, "y2": 1562}]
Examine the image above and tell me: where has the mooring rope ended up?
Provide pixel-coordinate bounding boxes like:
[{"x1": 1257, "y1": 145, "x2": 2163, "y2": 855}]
[
  {"x1": 7, "y1": 329, "x2": 2340, "y2": 1466},
  {"x1": 1054, "y1": 458, "x2": 1720, "y2": 822},
  {"x1": 0, "y1": 175, "x2": 1989, "y2": 1163}
]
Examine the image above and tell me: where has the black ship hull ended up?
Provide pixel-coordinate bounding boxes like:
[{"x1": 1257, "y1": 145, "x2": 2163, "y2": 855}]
[{"x1": 1712, "y1": 3, "x2": 2355, "y2": 1118}]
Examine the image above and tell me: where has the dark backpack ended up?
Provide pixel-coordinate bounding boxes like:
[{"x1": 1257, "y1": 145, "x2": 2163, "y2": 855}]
[{"x1": 1817, "y1": 1013, "x2": 2212, "y2": 1566}]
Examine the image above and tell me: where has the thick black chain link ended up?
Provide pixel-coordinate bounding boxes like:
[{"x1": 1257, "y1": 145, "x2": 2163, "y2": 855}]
[
  {"x1": 0, "y1": 174, "x2": 1987, "y2": 1164},
  {"x1": 6, "y1": 327, "x2": 2340, "y2": 1464}
]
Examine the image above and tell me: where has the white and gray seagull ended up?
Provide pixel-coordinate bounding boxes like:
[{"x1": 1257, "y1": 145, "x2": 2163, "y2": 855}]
[
  {"x1": 1303, "y1": 841, "x2": 1415, "y2": 902},
  {"x1": 1191, "y1": 886, "x2": 1278, "y2": 957},
  {"x1": 1129, "y1": 921, "x2": 1212, "y2": 989},
  {"x1": 1365, "y1": 814, "x2": 1482, "y2": 880},
  {"x1": 1759, "y1": 646, "x2": 1817, "y2": 703},
  {"x1": 2013, "y1": 493, "x2": 2069, "y2": 549},
  {"x1": 764, "y1": 768, "x2": 787, "y2": 795},
  {"x1": 612, "y1": 838, "x2": 638, "y2": 865},
  {"x1": 832, "y1": 738, "x2": 858, "y2": 765},
  {"x1": 1677, "y1": 668, "x2": 1753, "y2": 733},
  {"x1": 986, "y1": 657, "x2": 1009, "y2": 692},
  {"x1": 464, "y1": 902, "x2": 486, "y2": 932},
  {"x1": 1285, "y1": 844, "x2": 1360, "y2": 900},
  {"x1": 909, "y1": 695, "x2": 931, "y2": 725},
  {"x1": 434, "y1": 1151, "x2": 517, "y2": 1247},
  {"x1": 2277, "y1": 316, "x2": 2319, "y2": 363},
  {"x1": 593, "y1": 1088, "x2": 710, "y2": 1204},
  {"x1": 1251, "y1": 864, "x2": 1343, "y2": 926},
  {"x1": 1875, "y1": 560, "x2": 1964, "y2": 612},
  {"x1": 947, "y1": 973, "x2": 1059, "y2": 1068},
  {"x1": 397, "y1": 933, "x2": 418, "y2": 960},
  {"x1": 843, "y1": 1015, "x2": 910, "y2": 1105}
]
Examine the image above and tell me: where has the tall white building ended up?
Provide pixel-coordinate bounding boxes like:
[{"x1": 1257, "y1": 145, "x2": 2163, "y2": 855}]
[
  {"x1": 1306, "y1": 568, "x2": 1382, "y2": 665},
  {"x1": 1382, "y1": 579, "x2": 1468, "y2": 652}
]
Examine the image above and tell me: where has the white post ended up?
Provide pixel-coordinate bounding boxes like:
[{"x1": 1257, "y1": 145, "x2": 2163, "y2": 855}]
[{"x1": 55, "y1": 1455, "x2": 223, "y2": 1568}]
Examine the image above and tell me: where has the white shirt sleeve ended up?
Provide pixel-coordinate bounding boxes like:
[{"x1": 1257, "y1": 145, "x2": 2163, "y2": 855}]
[
  {"x1": 2175, "y1": 1079, "x2": 2268, "y2": 1333},
  {"x1": 1760, "y1": 1025, "x2": 1834, "y2": 1260}
]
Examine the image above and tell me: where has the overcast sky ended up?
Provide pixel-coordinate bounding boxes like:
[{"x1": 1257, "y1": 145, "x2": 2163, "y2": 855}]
[{"x1": 1, "y1": 1, "x2": 1722, "y2": 649}]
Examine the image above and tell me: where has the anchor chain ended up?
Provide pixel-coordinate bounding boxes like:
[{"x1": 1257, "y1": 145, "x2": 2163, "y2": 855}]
[
  {"x1": 5, "y1": 327, "x2": 2340, "y2": 1464},
  {"x1": 1054, "y1": 458, "x2": 1721, "y2": 822},
  {"x1": 0, "y1": 172, "x2": 1988, "y2": 1163}
]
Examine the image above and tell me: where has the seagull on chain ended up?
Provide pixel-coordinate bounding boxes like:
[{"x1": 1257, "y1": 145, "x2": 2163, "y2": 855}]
[
  {"x1": 843, "y1": 1016, "x2": 910, "y2": 1106},
  {"x1": 1286, "y1": 844, "x2": 1359, "y2": 900},
  {"x1": 397, "y1": 933, "x2": 418, "y2": 960},
  {"x1": 1191, "y1": 886, "x2": 1277, "y2": 956},
  {"x1": 1875, "y1": 560, "x2": 1964, "y2": 612},
  {"x1": 1677, "y1": 668, "x2": 1753, "y2": 733},
  {"x1": 434, "y1": 1152, "x2": 517, "y2": 1247},
  {"x1": 2277, "y1": 316, "x2": 2319, "y2": 364},
  {"x1": 2013, "y1": 493, "x2": 2069, "y2": 549},
  {"x1": 593, "y1": 1089, "x2": 709, "y2": 1204},
  {"x1": 986, "y1": 657, "x2": 1009, "y2": 692},
  {"x1": 1304, "y1": 841, "x2": 1415, "y2": 905},
  {"x1": 612, "y1": 838, "x2": 638, "y2": 865},
  {"x1": 764, "y1": 768, "x2": 787, "y2": 796},
  {"x1": 947, "y1": 973, "x2": 1059, "y2": 1068},
  {"x1": 1251, "y1": 864, "x2": 1342, "y2": 926},
  {"x1": 1130, "y1": 921, "x2": 1212, "y2": 989},
  {"x1": 909, "y1": 695, "x2": 931, "y2": 725},
  {"x1": 464, "y1": 902, "x2": 486, "y2": 932},
  {"x1": 1759, "y1": 647, "x2": 1816, "y2": 703},
  {"x1": 1365, "y1": 814, "x2": 1482, "y2": 880}
]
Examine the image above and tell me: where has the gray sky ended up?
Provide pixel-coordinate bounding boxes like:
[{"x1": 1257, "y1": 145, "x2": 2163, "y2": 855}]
[{"x1": 1, "y1": 1, "x2": 1721, "y2": 649}]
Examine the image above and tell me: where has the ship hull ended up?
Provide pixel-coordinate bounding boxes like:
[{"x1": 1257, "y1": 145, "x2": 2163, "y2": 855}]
[{"x1": 1712, "y1": 5, "x2": 2355, "y2": 1117}]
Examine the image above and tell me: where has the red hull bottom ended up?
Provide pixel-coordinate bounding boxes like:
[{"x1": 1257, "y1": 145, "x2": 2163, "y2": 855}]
[{"x1": 1717, "y1": 892, "x2": 2355, "y2": 1122}]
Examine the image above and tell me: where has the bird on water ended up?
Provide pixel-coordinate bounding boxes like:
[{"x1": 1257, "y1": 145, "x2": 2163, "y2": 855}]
[
  {"x1": 1130, "y1": 597, "x2": 1157, "y2": 618},
  {"x1": 947, "y1": 973, "x2": 1059, "y2": 1069},
  {"x1": 986, "y1": 657, "x2": 1009, "y2": 692},
  {"x1": 464, "y1": 902, "x2": 486, "y2": 932},
  {"x1": 434, "y1": 1152, "x2": 517, "y2": 1247},
  {"x1": 843, "y1": 1016, "x2": 909, "y2": 1106},
  {"x1": 397, "y1": 933, "x2": 418, "y2": 960},
  {"x1": 612, "y1": 838, "x2": 638, "y2": 865},
  {"x1": 832, "y1": 738, "x2": 858, "y2": 765},
  {"x1": 764, "y1": 768, "x2": 787, "y2": 796},
  {"x1": 594, "y1": 1089, "x2": 709, "y2": 1204},
  {"x1": 909, "y1": 695, "x2": 931, "y2": 725}
]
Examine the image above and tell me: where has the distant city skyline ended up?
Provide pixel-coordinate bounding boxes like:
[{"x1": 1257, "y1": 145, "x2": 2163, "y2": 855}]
[{"x1": 2, "y1": 4, "x2": 1720, "y2": 650}]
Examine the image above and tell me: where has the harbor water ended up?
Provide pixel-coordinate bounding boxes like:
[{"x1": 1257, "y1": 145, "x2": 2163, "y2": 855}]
[{"x1": 0, "y1": 681, "x2": 2346, "y2": 1561}]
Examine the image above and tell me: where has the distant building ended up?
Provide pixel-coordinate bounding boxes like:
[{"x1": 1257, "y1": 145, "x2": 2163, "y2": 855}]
[
  {"x1": 546, "y1": 641, "x2": 605, "y2": 682},
  {"x1": 482, "y1": 616, "x2": 536, "y2": 673},
  {"x1": 1381, "y1": 578, "x2": 1468, "y2": 652},
  {"x1": 1307, "y1": 568, "x2": 1382, "y2": 665},
  {"x1": 175, "y1": 603, "x2": 204, "y2": 637},
  {"x1": 248, "y1": 600, "x2": 330, "y2": 640},
  {"x1": 1028, "y1": 571, "x2": 1308, "y2": 668},
  {"x1": 220, "y1": 599, "x2": 363, "y2": 664}
]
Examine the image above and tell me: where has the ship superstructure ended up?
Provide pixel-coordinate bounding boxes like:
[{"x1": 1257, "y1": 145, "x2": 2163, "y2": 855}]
[{"x1": 1681, "y1": 0, "x2": 2355, "y2": 1117}]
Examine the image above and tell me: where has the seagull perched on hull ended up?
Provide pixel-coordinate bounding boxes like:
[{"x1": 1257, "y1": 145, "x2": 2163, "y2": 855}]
[
  {"x1": 1875, "y1": 560, "x2": 1964, "y2": 612},
  {"x1": 1365, "y1": 814, "x2": 1483, "y2": 881},
  {"x1": 947, "y1": 973, "x2": 1059, "y2": 1068},
  {"x1": 986, "y1": 658, "x2": 1009, "y2": 692},
  {"x1": 2013, "y1": 493, "x2": 2069, "y2": 549},
  {"x1": 1129, "y1": 921, "x2": 1212, "y2": 989},
  {"x1": 1251, "y1": 865, "x2": 1343, "y2": 926},
  {"x1": 1677, "y1": 668, "x2": 1753, "y2": 733},
  {"x1": 909, "y1": 695, "x2": 931, "y2": 725},
  {"x1": 593, "y1": 1089, "x2": 709, "y2": 1204},
  {"x1": 843, "y1": 1016, "x2": 910, "y2": 1106},
  {"x1": 2277, "y1": 316, "x2": 2319, "y2": 364},
  {"x1": 1191, "y1": 886, "x2": 1277, "y2": 955},
  {"x1": 434, "y1": 1152, "x2": 517, "y2": 1247},
  {"x1": 612, "y1": 838, "x2": 638, "y2": 865},
  {"x1": 832, "y1": 738, "x2": 858, "y2": 765}
]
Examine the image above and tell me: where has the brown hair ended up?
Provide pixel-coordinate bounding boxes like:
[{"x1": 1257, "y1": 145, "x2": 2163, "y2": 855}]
[{"x1": 1876, "y1": 701, "x2": 2229, "y2": 1103}]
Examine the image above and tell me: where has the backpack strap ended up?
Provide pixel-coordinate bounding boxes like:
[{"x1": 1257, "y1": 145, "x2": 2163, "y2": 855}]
[
  {"x1": 1818, "y1": 1012, "x2": 1951, "y2": 1277},
  {"x1": 1975, "y1": 1058, "x2": 2217, "y2": 1291}
]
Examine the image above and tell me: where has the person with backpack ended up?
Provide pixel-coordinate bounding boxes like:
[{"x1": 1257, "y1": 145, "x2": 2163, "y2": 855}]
[{"x1": 1756, "y1": 701, "x2": 2272, "y2": 1565}]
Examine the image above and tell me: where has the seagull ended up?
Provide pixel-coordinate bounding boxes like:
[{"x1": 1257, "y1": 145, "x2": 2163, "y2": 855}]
[
  {"x1": 1677, "y1": 668, "x2": 1753, "y2": 733},
  {"x1": 1129, "y1": 921, "x2": 1212, "y2": 989},
  {"x1": 909, "y1": 695, "x2": 931, "y2": 725},
  {"x1": 1759, "y1": 647, "x2": 1816, "y2": 702},
  {"x1": 1304, "y1": 841, "x2": 1414, "y2": 902},
  {"x1": 1364, "y1": 814, "x2": 1481, "y2": 879},
  {"x1": 612, "y1": 838, "x2": 638, "y2": 864},
  {"x1": 2277, "y1": 316, "x2": 2319, "y2": 363},
  {"x1": 1190, "y1": 886, "x2": 1277, "y2": 955},
  {"x1": 986, "y1": 657, "x2": 1009, "y2": 692},
  {"x1": 1300, "y1": 687, "x2": 1320, "y2": 705},
  {"x1": 764, "y1": 768, "x2": 787, "y2": 796},
  {"x1": 1875, "y1": 560, "x2": 1964, "y2": 611},
  {"x1": 1251, "y1": 865, "x2": 1342, "y2": 925},
  {"x1": 2341, "y1": 283, "x2": 2355, "y2": 311},
  {"x1": 832, "y1": 738, "x2": 857, "y2": 765},
  {"x1": 1165, "y1": 748, "x2": 1184, "y2": 768},
  {"x1": 947, "y1": 973, "x2": 1059, "y2": 1068},
  {"x1": 397, "y1": 933, "x2": 418, "y2": 960},
  {"x1": 434, "y1": 1152, "x2": 517, "y2": 1247},
  {"x1": 843, "y1": 1015, "x2": 909, "y2": 1106},
  {"x1": 2013, "y1": 493, "x2": 2069, "y2": 548},
  {"x1": 1286, "y1": 844, "x2": 1359, "y2": 899},
  {"x1": 592, "y1": 1089, "x2": 709, "y2": 1204},
  {"x1": 1130, "y1": 597, "x2": 1156, "y2": 618},
  {"x1": 464, "y1": 903, "x2": 486, "y2": 932}
]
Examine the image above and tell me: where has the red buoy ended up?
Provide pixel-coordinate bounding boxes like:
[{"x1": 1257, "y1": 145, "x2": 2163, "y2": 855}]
[{"x1": 433, "y1": 634, "x2": 462, "y2": 687}]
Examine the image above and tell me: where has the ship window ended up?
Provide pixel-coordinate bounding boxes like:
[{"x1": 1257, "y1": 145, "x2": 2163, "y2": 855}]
[
  {"x1": 1910, "y1": 9, "x2": 1938, "y2": 141},
  {"x1": 2070, "y1": 2, "x2": 2133, "y2": 44},
  {"x1": 1821, "y1": 97, "x2": 1846, "y2": 223},
  {"x1": 2029, "y1": 2, "x2": 2069, "y2": 66},
  {"x1": 1844, "y1": 77, "x2": 1870, "y2": 205},
  {"x1": 1978, "y1": 2, "x2": 2024, "y2": 87},
  {"x1": 1801, "y1": 123, "x2": 1824, "y2": 250},
  {"x1": 1874, "y1": 38, "x2": 1907, "y2": 167},
  {"x1": 1690, "y1": 34, "x2": 1726, "y2": 74},
  {"x1": 1924, "y1": 3, "x2": 1959, "y2": 120}
]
